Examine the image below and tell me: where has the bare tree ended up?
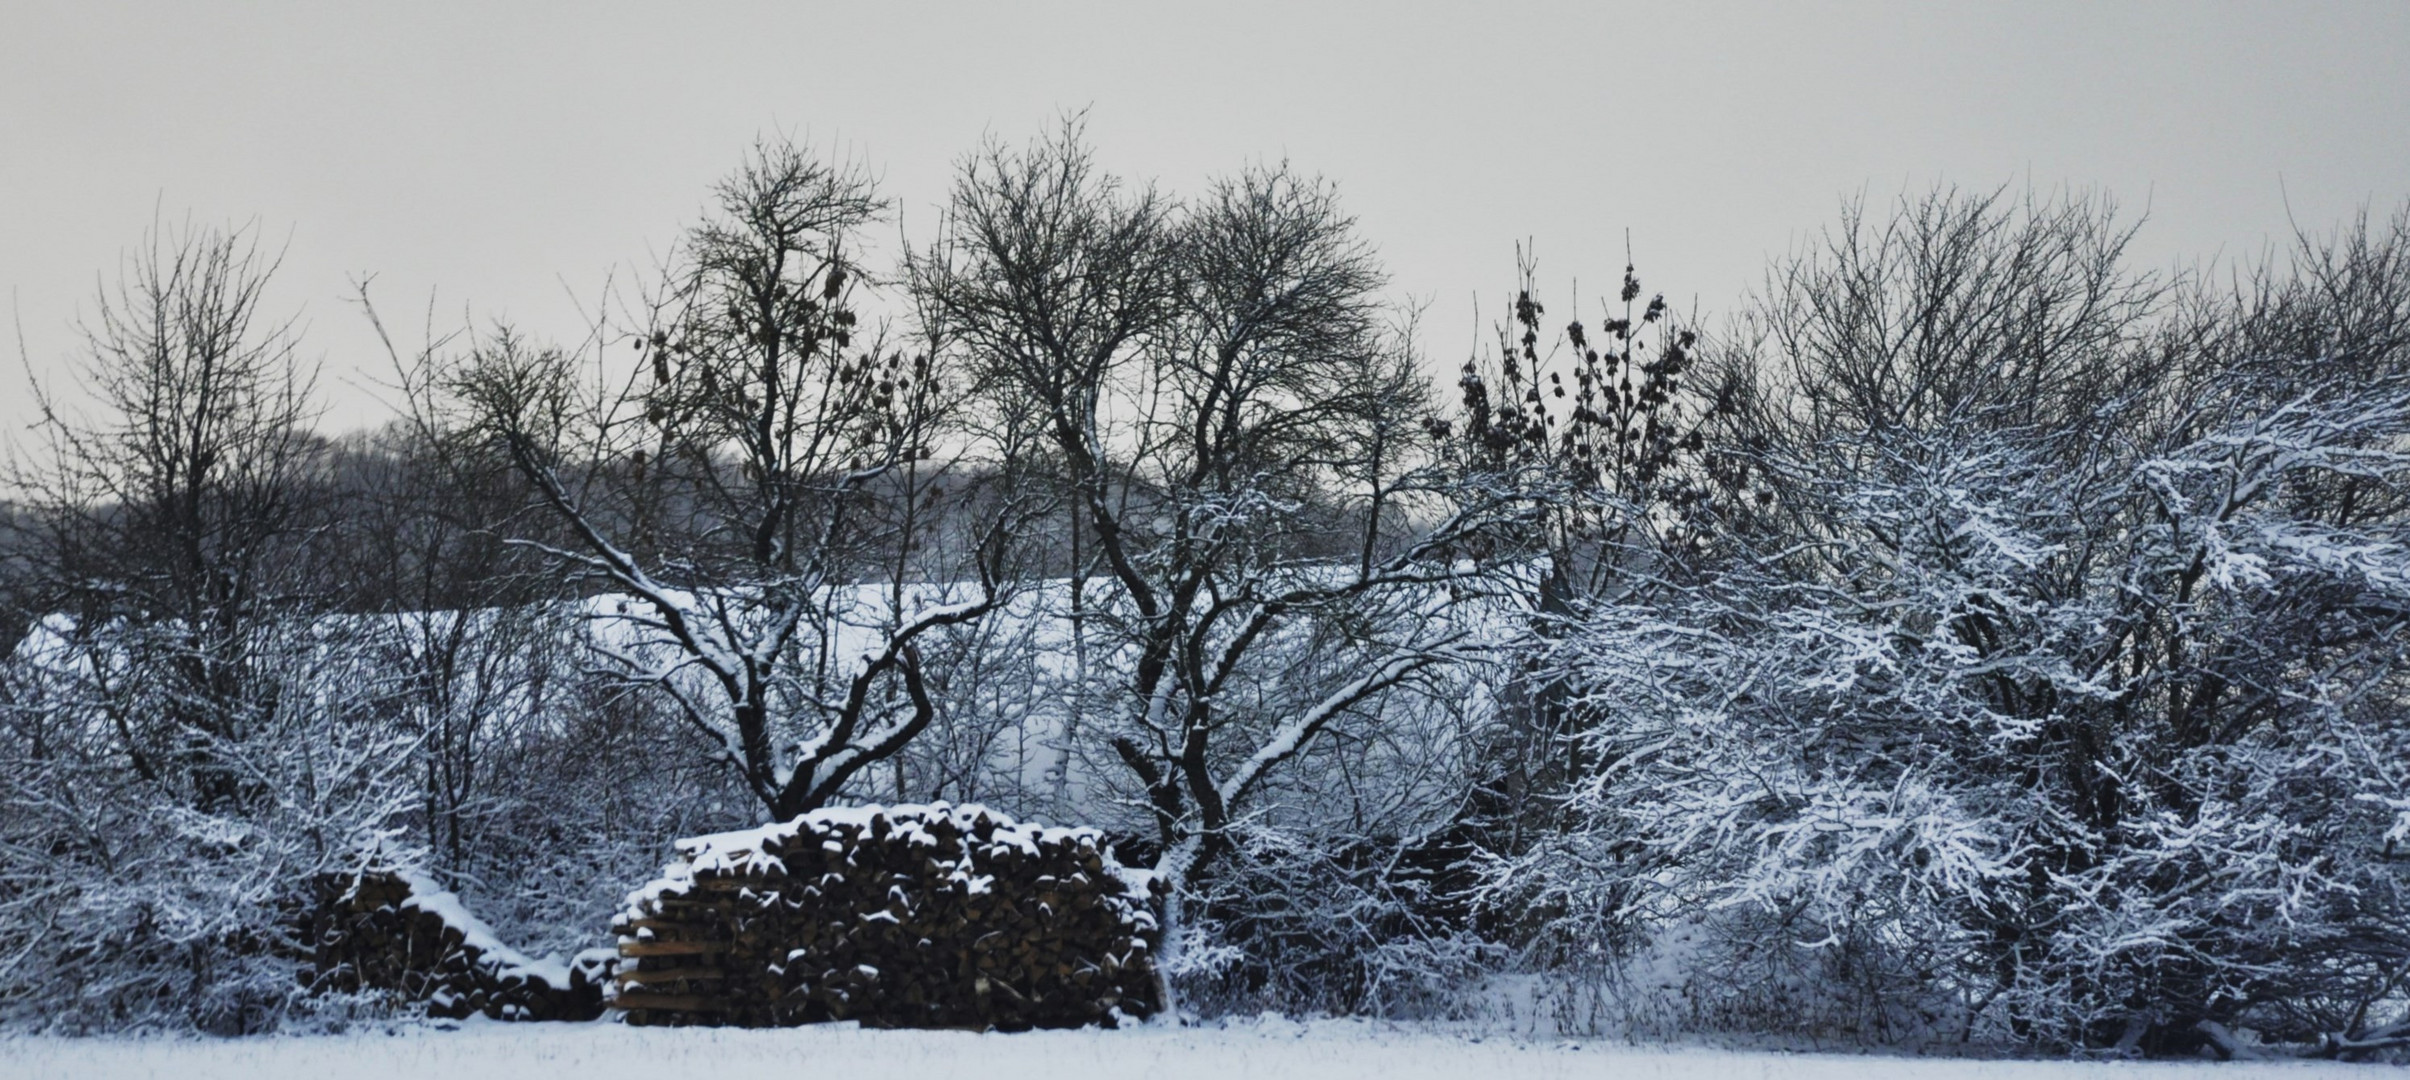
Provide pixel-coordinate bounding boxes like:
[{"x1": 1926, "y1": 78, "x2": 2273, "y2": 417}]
[
  {"x1": 447, "y1": 139, "x2": 1017, "y2": 820},
  {"x1": 1731, "y1": 185, "x2": 2175, "y2": 449},
  {"x1": 915, "y1": 125, "x2": 1513, "y2": 1005},
  {"x1": 10, "y1": 218, "x2": 325, "y2": 808},
  {"x1": 0, "y1": 220, "x2": 433, "y2": 1033}
]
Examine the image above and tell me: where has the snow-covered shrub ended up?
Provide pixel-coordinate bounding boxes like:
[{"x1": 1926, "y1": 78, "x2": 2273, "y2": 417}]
[
  {"x1": 1482, "y1": 197, "x2": 2410, "y2": 1054},
  {"x1": 0, "y1": 617, "x2": 420, "y2": 1033},
  {"x1": 388, "y1": 633, "x2": 755, "y2": 965},
  {"x1": 1169, "y1": 823, "x2": 1502, "y2": 1019},
  {"x1": 1508, "y1": 400, "x2": 2410, "y2": 1050}
]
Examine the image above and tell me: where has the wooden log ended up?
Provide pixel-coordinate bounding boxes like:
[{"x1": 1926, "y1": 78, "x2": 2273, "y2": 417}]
[
  {"x1": 616, "y1": 965, "x2": 728, "y2": 986},
  {"x1": 618, "y1": 940, "x2": 730, "y2": 957},
  {"x1": 610, "y1": 992, "x2": 729, "y2": 1012},
  {"x1": 643, "y1": 896, "x2": 733, "y2": 911}
]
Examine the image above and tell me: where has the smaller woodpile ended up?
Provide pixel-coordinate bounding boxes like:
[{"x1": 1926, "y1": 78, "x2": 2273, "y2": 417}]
[
  {"x1": 298, "y1": 869, "x2": 616, "y2": 1021},
  {"x1": 612, "y1": 802, "x2": 1161, "y2": 1030}
]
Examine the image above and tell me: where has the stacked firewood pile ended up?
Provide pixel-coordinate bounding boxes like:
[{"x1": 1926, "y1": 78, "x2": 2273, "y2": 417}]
[
  {"x1": 612, "y1": 803, "x2": 1161, "y2": 1030},
  {"x1": 297, "y1": 869, "x2": 616, "y2": 1021}
]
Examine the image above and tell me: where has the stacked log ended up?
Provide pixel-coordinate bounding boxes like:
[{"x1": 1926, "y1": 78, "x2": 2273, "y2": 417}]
[
  {"x1": 298, "y1": 869, "x2": 616, "y2": 1021},
  {"x1": 611, "y1": 802, "x2": 1161, "y2": 1030}
]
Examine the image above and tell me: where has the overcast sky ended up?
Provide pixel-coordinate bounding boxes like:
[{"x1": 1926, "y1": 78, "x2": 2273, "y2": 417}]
[{"x1": 5, "y1": 1, "x2": 2409, "y2": 438}]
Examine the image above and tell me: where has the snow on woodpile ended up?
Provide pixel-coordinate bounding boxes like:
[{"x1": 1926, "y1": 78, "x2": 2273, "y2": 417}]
[
  {"x1": 297, "y1": 870, "x2": 616, "y2": 1021},
  {"x1": 612, "y1": 802, "x2": 1161, "y2": 1030}
]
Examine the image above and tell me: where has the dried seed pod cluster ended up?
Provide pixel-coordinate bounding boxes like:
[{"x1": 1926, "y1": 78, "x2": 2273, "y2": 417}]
[{"x1": 612, "y1": 803, "x2": 1161, "y2": 1029}]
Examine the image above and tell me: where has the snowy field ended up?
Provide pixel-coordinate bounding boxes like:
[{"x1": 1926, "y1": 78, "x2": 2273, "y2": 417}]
[{"x1": 0, "y1": 1019, "x2": 2387, "y2": 1080}]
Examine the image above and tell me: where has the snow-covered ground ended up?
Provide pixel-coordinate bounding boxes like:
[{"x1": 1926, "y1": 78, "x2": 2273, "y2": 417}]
[{"x1": 0, "y1": 1018, "x2": 2383, "y2": 1080}]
